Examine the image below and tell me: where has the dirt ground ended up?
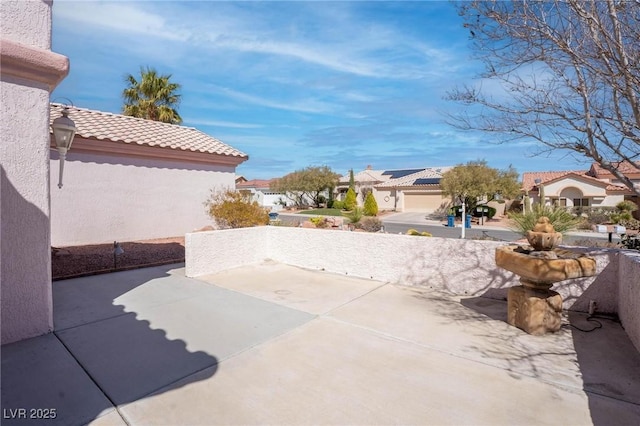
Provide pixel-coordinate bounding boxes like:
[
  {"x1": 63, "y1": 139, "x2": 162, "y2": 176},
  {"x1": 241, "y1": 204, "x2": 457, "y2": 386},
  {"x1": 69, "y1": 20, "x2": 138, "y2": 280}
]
[{"x1": 52, "y1": 237, "x2": 185, "y2": 280}]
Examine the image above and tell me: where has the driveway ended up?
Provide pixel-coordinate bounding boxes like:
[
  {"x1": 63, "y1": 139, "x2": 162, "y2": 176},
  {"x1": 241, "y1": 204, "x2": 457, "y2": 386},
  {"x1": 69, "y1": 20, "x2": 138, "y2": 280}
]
[{"x1": 2, "y1": 262, "x2": 639, "y2": 425}]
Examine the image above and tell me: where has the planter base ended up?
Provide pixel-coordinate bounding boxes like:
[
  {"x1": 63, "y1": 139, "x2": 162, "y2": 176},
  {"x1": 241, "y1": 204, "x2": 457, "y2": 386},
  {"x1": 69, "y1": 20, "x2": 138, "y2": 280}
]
[{"x1": 507, "y1": 286, "x2": 562, "y2": 336}]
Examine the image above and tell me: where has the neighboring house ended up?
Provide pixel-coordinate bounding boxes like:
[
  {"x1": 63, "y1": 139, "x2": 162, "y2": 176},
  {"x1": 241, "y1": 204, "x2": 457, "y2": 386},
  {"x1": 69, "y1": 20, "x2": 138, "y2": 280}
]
[
  {"x1": 337, "y1": 166, "x2": 453, "y2": 212},
  {"x1": 236, "y1": 178, "x2": 284, "y2": 209},
  {"x1": 235, "y1": 175, "x2": 248, "y2": 185},
  {"x1": 522, "y1": 162, "x2": 639, "y2": 214},
  {"x1": 49, "y1": 103, "x2": 248, "y2": 246}
]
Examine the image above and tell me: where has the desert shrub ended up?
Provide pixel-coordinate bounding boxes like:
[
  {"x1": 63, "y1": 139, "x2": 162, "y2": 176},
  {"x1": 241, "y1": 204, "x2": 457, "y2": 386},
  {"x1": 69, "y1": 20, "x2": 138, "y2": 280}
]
[
  {"x1": 508, "y1": 204, "x2": 580, "y2": 235},
  {"x1": 584, "y1": 208, "x2": 613, "y2": 225},
  {"x1": 363, "y1": 192, "x2": 379, "y2": 216},
  {"x1": 360, "y1": 217, "x2": 382, "y2": 232},
  {"x1": 332, "y1": 200, "x2": 345, "y2": 210},
  {"x1": 618, "y1": 218, "x2": 640, "y2": 231},
  {"x1": 612, "y1": 201, "x2": 638, "y2": 224},
  {"x1": 206, "y1": 190, "x2": 269, "y2": 229},
  {"x1": 344, "y1": 188, "x2": 357, "y2": 211},
  {"x1": 309, "y1": 216, "x2": 329, "y2": 228},
  {"x1": 345, "y1": 207, "x2": 364, "y2": 224},
  {"x1": 407, "y1": 229, "x2": 432, "y2": 237}
]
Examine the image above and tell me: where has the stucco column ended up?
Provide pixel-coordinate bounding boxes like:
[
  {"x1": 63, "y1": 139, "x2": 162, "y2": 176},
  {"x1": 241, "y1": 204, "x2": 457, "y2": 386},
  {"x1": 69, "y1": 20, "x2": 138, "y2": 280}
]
[{"x1": 1, "y1": 0, "x2": 70, "y2": 344}]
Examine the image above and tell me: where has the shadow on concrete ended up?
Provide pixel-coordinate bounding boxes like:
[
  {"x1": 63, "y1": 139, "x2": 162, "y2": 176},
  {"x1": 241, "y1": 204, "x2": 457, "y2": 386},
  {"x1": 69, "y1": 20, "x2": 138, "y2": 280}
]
[
  {"x1": 568, "y1": 312, "x2": 640, "y2": 425},
  {"x1": 2, "y1": 264, "x2": 218, "y2": 425},
  {"x1": 457, "y1": 295, "x2": 640, "y2": 424},
  {"x1": 52, "y1": 240, "x2": 185, "y2": 280}
]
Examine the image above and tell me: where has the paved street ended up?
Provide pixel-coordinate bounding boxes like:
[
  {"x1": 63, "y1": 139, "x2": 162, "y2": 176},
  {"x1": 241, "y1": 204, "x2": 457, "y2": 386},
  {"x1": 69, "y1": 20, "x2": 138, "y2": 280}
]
[{"x1": 276, "y1": 212, "x2": 621, "y2": 245}]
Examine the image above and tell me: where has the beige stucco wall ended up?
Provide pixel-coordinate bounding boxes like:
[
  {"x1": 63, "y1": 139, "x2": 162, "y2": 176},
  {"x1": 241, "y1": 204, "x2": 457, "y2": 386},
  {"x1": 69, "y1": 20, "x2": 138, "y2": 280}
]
[
  {"x1": 50, "y1": 150, "x2": 236, "y2": 246},
  {"x1": 1, "y1": 0, "x2": 69, "y2": 344}
]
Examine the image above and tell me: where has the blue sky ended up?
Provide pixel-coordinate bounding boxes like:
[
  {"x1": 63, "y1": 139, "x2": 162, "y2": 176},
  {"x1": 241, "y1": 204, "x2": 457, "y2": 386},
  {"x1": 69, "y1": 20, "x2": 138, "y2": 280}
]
[{"x1": 51, "y1": 1, "x2": 593, "y2": 179}]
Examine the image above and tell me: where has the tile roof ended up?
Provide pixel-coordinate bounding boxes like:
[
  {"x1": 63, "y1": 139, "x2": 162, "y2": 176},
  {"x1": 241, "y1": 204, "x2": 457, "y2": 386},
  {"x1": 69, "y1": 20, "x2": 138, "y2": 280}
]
[
  {"x1": 338, "y1": 169, "x2": 391, "y2": 184},
  {"x1": 376, "y1": 167, "x2": 452, "y2": 188},
  {"x1": 522, "y1": 170, "x2": 628, "y2": 192},
  {"x1": 588, "y1": 161, "x2": 640, "y2": 179},
  {"x1": 236, "y1": 179, "x2": 276, "y2": 189},
  {"x1": 50, "y1": 103, "x2": 247, "y2": 159}
]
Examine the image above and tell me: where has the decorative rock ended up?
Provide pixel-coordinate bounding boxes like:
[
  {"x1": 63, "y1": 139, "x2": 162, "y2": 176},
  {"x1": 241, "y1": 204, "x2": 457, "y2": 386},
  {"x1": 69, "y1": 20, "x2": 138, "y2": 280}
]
[
  {"x1": 301, "y1": 221, "x2": 316, "y2": 229},
  {"x1": 507, "y1": 286, "x2": 563, "y2": 335}
]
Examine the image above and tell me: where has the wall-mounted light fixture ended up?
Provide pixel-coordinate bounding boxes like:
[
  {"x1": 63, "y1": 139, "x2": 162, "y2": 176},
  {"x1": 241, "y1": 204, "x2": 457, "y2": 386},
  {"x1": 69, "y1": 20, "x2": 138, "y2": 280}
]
[{"x1": 51, "y1": 105, "x2": 77, "y2": 188}]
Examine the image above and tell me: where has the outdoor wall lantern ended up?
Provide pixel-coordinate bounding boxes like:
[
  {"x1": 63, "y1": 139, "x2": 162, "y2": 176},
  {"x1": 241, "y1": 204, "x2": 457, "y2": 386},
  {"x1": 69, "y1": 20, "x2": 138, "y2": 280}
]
[{"x1": 51, "y1": 106, "x2": 77, "y2": 188}]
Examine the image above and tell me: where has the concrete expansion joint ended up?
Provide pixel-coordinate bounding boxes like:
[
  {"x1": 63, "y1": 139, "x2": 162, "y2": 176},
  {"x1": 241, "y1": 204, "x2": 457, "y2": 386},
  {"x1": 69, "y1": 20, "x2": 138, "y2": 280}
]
[{"x1": 321, "y1": 281, "x2": 390, "y2": 316}]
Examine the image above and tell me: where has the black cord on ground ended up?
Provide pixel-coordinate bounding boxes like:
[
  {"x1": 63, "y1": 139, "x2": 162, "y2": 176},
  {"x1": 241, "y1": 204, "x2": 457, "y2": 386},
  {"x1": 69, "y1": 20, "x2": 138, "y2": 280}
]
[{"x1": 569, "y1": 316, "x2": 603, "y2": 332}]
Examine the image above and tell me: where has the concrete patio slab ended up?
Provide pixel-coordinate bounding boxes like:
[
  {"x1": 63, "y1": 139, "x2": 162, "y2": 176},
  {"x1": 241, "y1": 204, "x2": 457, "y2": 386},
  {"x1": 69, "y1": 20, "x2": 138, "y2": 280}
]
[
  {"x1": 327, "y1": 283, "x2": 640, "y2": 404},
  {"x1": 3, "y1": 262, "x2": 640, "y2": 425},
  {"x1": 56, "y1": 274, "x2": 314, "y2": 405},
  {"x1": 199, "y1": 260, "x2": 385, "y2": 314},
  {"x1": 54, "y1": 263, "x2": 198, "y2": 330},
  {"x1": 121, "y1": 317, "x2": 602, "y2": 425},
  {"x1": 0, "y1": 333, "x2": 114, "y2": 426}
]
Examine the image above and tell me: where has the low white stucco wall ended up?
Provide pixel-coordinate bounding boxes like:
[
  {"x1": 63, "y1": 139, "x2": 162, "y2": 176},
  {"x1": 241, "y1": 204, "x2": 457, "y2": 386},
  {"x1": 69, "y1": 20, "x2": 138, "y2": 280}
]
[
  {"x1": 618, "y1": 251, "x2": 640, "y2": 354},
  {"x1": 186, "y1": 227, "x2": 618, "y2": 310},
  {"x1": 185, "y1": 227, "x2": 269, "y2": 278},
  {"x1": 51, "y1": 151, "x2": 236, "y2": 246},
  {"x1": 186, "y1": 226, "x2": 640, "y2": 350}
]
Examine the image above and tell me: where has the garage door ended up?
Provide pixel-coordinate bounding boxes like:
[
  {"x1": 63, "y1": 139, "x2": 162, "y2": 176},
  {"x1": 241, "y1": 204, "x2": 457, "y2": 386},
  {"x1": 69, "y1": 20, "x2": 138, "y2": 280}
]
[{"x1": 403, "y1": 193, "x2": 445, "y2": 212}]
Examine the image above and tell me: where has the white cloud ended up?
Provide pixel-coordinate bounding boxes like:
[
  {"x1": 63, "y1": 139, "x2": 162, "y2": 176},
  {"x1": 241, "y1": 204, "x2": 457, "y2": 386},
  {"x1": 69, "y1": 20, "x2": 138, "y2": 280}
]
[
  {"x1": 184, "y1": 118, "x2": 263, "y2": 129},
  {"x1": 54, "y1": 1, "x2": 189, "y2": 41}
]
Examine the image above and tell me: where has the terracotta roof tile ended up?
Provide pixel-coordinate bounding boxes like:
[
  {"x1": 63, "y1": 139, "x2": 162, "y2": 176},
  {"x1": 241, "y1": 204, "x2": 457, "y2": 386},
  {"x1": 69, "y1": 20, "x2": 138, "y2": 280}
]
[
  {"x1": 237, "y1": 179, "x2": 276, "y2": 189},
  {"x1": 522, "y1": 170, "x2": 629, "y2": 192},
  {"x1": 50, "y1": 103, "x2": 247, "y2": 159}
]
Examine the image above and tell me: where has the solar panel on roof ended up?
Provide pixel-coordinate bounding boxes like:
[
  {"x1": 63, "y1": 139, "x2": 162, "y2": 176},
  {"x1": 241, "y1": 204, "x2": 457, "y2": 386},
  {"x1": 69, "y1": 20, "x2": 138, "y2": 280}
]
[
  {"x1": 381, "y1": 168, "x2": 425, "y2": 179},
  {"x1": 414, "y1": 178, "x2": 440, "y2": 185}
]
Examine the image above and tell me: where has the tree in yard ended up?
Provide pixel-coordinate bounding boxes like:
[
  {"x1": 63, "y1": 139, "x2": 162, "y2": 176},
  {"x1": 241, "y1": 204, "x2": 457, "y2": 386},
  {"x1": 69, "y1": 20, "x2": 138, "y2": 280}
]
[
  {"x1": 343, "y1": 188, "x2": 357, "y2": 211},
  {"x1": 440, "y1": 160, "x2": 520, "y2": 211},
  {"x1": 270, "y1": 166, "x2": 339, "y2": 208},
  {"x1": 123, "y1": 66, "x2": 182, "y2": 124},
  {"x1": 363, "y1": 192, "x2": 379, "y2": 216},
  {"x1": 448, "y1": 1, "x2": 640, "y2": 196}
]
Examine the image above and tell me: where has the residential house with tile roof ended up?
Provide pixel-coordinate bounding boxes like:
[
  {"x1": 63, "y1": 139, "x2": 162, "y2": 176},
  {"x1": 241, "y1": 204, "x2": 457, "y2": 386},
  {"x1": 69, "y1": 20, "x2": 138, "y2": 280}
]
[
  {"x1": 49, "y1": 103, "x2": 248, "y2": 246},
  {"x1": 236, "y1": 178, "x2": 286, "y2": 209},
  {"x1": 522, "y1": 163, "x2": 638, "y2": 213},
  {"x1": 337, "y1": 166, "x2": 454, "y2": 212}
]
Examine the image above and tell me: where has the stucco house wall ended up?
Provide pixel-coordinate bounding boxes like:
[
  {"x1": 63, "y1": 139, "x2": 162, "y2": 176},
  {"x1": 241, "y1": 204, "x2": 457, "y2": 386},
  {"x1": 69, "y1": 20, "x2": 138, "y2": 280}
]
[
  {"x1": 48, "y1": 104, "x2": 247, "y2": 246},
  {"x1": 1, "y1": 0, "x2": 69, "y2": 344},
  {"x1": 538, "y1": 177, "x2": 623, "y2": 207},
  {"x1": 50, "y1": 150, "x2": 236, "y2": 246}
]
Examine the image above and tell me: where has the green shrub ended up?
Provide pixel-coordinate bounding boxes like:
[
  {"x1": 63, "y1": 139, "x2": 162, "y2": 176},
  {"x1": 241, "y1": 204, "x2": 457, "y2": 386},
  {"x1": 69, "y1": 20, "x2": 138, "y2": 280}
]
[
  {"x1": 332, "y1": 200, "x2": 345, "y2": 210},
  {"x1": 360, "y1": 217, "x2": 382, "y2": 232},
  {"x1": 616, "y1": 200, "x2": 638, "y2": 213},
  {"x1": 345, "y1": 207, "x2": 364, "y2": 224},
  {"x1": 206, "y1": 190, "x2": 269, "y2": 229},
  {"x1": 473, "y1": 205, "x2": 496, "y2": 219},
  {"x1": 508, "y1": 204, "x2": 580, "y2": 235},
  {"x1": 363, "y1": 192, "x2": 379, "y2": 216},
  {"x1": 344, "y1": 188, "x2": 357, "y2": 211},
  {"x1": 407, "y1": 229, "x2": 432, "y2": 237},
  {"x1": 309, "y1": 216, "x2": 329, "y2": 228}
]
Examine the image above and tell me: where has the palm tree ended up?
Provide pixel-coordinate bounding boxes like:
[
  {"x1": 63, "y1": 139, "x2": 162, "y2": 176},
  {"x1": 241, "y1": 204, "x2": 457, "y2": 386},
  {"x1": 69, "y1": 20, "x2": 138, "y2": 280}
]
[{"x1": 122, "y1": 67, "x2": 182, "y2": 124}]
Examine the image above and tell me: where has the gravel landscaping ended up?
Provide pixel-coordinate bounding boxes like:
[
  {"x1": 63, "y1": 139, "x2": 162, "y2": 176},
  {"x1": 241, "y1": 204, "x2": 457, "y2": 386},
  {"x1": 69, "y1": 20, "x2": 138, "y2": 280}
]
[{"x1": 52, "y1": 237, "x2": 185, "y2": 280}]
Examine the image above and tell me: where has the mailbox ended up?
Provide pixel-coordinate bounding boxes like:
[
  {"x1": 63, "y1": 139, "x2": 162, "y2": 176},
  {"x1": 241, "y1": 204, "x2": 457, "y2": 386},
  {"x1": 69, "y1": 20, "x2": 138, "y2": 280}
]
[
  {"x1": 596, "y1": 225, "x2": 608, "y2": 233},
  {"x1": 614, "y1": 225, "x2": 626, "y2": 234}
]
